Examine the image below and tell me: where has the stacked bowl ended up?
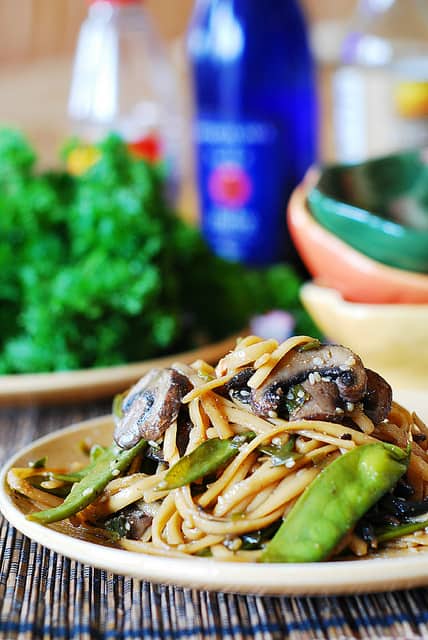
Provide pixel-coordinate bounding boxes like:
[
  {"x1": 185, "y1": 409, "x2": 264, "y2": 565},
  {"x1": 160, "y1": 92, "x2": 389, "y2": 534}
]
[{"x1": 288, "y1": 148, "x2": 428, "y2": 389}]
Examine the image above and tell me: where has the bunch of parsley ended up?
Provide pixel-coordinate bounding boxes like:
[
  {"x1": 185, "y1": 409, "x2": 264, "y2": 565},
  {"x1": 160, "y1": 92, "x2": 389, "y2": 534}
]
[{"x1": 0, "y1": 129, "x2": 318, "y2": 373}]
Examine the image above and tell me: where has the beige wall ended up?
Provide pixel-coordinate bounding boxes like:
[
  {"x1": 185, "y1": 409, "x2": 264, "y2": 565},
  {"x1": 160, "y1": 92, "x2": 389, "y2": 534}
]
[
  {"x1": 0, "y1": 0, "x2": 356, "y2": 64},
  {"x1": 0, "y1": 0, "x2": 357, "y2": 166}
]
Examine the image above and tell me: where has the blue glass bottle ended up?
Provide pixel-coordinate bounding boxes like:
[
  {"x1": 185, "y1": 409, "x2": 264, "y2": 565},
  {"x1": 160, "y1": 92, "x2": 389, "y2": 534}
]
[{"x1": 187, "y1": 0, "x2": 317, "y2": 265}]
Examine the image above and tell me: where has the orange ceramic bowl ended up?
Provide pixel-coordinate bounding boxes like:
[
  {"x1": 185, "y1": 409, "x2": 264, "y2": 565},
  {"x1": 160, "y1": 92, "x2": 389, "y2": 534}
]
[{"x1": 287, "y1": 176, "x2": 428, "y2": 304}]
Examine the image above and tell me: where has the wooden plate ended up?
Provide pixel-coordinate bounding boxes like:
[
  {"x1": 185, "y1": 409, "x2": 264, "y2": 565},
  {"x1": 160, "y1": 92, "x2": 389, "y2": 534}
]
[{"x1": 0, "y1": 334, "x2": 239, "y2": 406}]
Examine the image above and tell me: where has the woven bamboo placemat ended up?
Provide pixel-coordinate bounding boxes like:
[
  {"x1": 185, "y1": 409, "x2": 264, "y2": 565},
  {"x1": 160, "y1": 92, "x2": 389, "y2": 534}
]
[{"x1": 1, "y1": 404, "x2": 428, "y2": 640}]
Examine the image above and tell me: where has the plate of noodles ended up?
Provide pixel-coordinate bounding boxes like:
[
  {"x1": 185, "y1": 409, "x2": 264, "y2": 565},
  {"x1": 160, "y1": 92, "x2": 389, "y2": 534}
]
[{"x1": 2, "y1": 335, "x2": 428, "y2": 595}]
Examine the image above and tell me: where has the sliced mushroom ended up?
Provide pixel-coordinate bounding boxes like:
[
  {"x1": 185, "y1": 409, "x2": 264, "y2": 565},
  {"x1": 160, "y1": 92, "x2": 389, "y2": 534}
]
[
  {"x1": 107, "y1": 501, "x2": 161, "y2": 540},
  {"x1": 224, "y1": 368, "x2": 255, "y2": 404},
  {"x1": 363, "y1": 369, "x2": 392, "y2": 424},
  {"x1": 250, "y1": 344, "x2": 367, "y2": 419},
  {"x1": 288, "y1": 379, "x2": 344, "y2": 422},
  {"x1": 124, "y1": 509, "x2": 153, "y2": 540},
  {"x1": 114, "y1": 368, "x2": 193, "y2": 449}
]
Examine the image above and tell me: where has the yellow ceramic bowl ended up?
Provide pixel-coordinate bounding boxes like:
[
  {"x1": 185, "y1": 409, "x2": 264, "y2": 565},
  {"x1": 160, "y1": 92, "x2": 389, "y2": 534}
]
[{"x1": 301, "y1": 282, "x2": 428, "y2": 390}]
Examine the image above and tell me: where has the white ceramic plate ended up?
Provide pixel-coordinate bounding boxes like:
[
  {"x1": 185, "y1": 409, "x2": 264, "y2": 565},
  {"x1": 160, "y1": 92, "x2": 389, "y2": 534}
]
[
  {"x1": 1, "y1": 396, "x2": 428, "y2": 596},
  {"x1": 0, "y1": 334, "x2": 238, "y2": 406}
]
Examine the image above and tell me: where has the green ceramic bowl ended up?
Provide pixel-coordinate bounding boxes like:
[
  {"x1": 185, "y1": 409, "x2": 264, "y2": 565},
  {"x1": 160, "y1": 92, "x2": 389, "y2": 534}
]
[{"x1": 307, "y1": 148, "x2": 428, "y2": 273}]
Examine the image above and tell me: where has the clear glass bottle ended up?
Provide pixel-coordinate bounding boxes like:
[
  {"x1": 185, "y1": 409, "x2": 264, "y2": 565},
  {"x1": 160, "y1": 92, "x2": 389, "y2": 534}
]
[
  {"x1": 332, "y1": 0, "x2": 428, "y2": 163},
  {"x1": 68, "y1": 0, "x2": 182, "y2": 196}
]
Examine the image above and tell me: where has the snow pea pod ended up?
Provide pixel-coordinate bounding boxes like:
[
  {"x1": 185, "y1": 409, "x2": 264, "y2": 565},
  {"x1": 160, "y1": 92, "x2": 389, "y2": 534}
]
[
  {"x1": 159, "y1": 432, "x2": 255, "y2": 491},
  {"x1": 261, "y1": 442, "x2": 409, "y2": 563},
  {"x1": 28, "y1": 439, "x2": 147, "y2": 525}
]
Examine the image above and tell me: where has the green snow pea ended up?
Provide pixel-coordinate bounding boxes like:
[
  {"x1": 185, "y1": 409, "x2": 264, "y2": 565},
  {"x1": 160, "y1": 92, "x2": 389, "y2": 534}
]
[
  {"x1": 28, "y1": 439, "x2": 147, "y2": 525},
  {"x1": 159, "y1": 432, "x2": 255, "y2": 491},
  {"x1": 261, "y1": 442, "x2": 409, "y2": 563}
]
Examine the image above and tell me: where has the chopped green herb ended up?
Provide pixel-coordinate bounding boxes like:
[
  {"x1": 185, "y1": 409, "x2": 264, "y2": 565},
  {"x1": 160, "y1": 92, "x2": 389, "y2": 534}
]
[
  {"x1": 285, "y1": 384, "x2": 311, "y2": 415},
  {"x1": 259, "y1": 436, "x2": 303, "y2": 467},
  {"x1": 298, "y1": 339, "x2": 321, "y2": 352},
  {"x1": 105, "y1": 514, "x2": 129, "y2": 541},
  {"x1": 376, "y1": 518, "x2": 428, "y2": 543},
  {"x1": 28, "y1": 456, "x2": 47, "y2": 469}
]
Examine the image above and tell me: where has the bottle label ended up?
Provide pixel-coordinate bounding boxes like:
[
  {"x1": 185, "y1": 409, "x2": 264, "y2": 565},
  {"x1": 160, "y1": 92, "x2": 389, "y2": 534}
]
[{"x1": 194, "y1": 118, "x2": 286, "y2": 265}]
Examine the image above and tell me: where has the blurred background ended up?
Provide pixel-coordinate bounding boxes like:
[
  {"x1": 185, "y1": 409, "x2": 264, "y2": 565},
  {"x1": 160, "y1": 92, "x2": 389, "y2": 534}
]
[
  {"x1": 1, "y1": 0, "x2": 428, "y2": 393},
  {"x1": 0, "y1": 0, "x2": 356, "y2": 167}
]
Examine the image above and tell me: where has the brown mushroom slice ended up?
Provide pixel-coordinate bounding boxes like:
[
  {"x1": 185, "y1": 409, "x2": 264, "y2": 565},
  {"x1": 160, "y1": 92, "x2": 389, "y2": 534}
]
[
  {"x1": 363, "y1": 368, "x2": 392, "y2": 424},
  {"x1": 124, "y1": 510, "x2": 153, "y2": 540},
  {"x1": 107, "y1": 501, "x2": 161, "y2": 540},
  {"x1": 288, "y1": 379, "x2": 344, "y2": 422},
  {"x1": 121, "y1": 369, "x2": 159, "y2": 415},
  {"x1": 250, "y1": 344, "x2": 367, "y2": 418},
  {"x1": 114, "y1": 368, "x2": 193, "y2": 449},
  {"x1": 224, "y1": 367, "x2": 255, "y2": 404}
]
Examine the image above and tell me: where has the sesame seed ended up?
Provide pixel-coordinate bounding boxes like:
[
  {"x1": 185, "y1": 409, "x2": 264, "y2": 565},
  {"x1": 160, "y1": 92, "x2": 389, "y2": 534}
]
[
  {"x1": 82, "y1": 488, "x2": 93, "y2": 497},
  {"x1": 111, "y1": 468, "x2": 120, "y2": 477},
  {"x1": 346, "y1": 402, "x2": 355, "y2": 412},
  {"x1": 340, "y1": 364, "x2": 350, "y2": 371},
  {"x1": 321, "y1": 376, "x2": 331, "y2": 382},
  {"x1": 297, "y1": 390, "x2": 305, "y2": 398},
  {"x1": 308, "y1": 373, "x2": 315, "y2": 385},
  {"x1": 225, "y1": 537, "x2": 242, "y2": 551},
  {"x1": 285, "y1": 458, "x2": 296, "y2": 468},
  {"x1": 313, "y1": 357, "x2": 323, "y2": 366},
  {"x1": 268, "y1": 410, "x2": 278, "y2": 418},
  {"x1": 313, "y1": 372, "x2": 322, "y2": 383},
  {"x1": 272, "y1": 437, "x2": 282, "y2": 446},
  {"x1": 287, "y1": 391, "x2": 294, "y2": 400},
  {"x1": 335, "y1": 407, "x2": 345, "y2": 414},
  {"x1": 125, "y1": 521, "x2": 131, "y2": 531}
]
